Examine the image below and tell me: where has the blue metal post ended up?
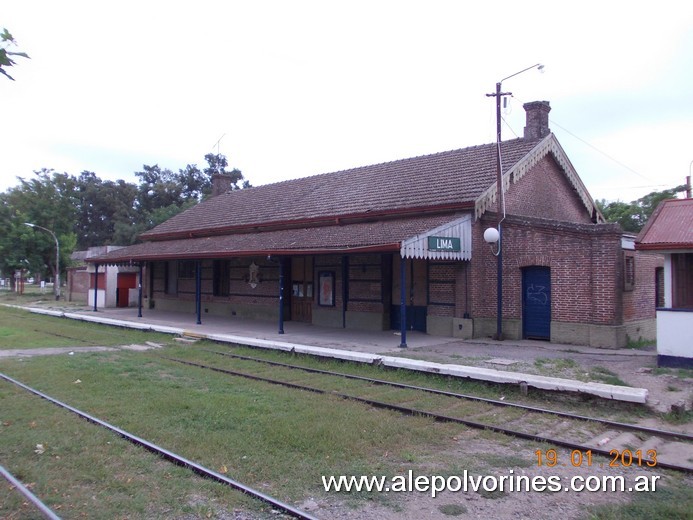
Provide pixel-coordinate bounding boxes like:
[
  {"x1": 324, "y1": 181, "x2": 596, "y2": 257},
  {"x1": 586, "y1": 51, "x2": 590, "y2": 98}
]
[
  {"x1": 137, "y1": 262, "x2": 143, "y2": 318},
  {"x1": 195, "y1": 261, "x2": 202, "y2": 325},
  {"x1": 278, "y1": 258, "x2": 285, "y2": 334},
  {"x1": 399, "y1": 256, "x2": 407, "y2": 348}
]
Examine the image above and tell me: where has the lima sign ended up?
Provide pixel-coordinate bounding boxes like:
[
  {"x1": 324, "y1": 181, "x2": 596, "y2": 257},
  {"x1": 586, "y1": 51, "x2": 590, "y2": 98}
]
[{"x1": 427, "y1": 236, "x2": 461, "y2": 252}]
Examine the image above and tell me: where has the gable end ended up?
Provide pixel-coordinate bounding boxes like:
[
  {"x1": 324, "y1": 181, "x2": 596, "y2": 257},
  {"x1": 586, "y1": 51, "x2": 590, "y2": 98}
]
[{"x1": 474, "y1": 134, "x2": 604, "y2": 223}]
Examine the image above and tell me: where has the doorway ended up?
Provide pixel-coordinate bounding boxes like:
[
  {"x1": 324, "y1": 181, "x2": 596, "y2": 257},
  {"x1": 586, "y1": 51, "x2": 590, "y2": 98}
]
[
  {"x1": 390, "y1": 257, "x2": 427, "y2": 332},
  {"x1": 116, "y1": 272, "x2": 137, "y2": 308},
  {"x1": 522, "y1": 266, "x2": 551, "y2": 340},
  {"x1": 290, "y1": 257, "x2": 313, "y2": 323}
]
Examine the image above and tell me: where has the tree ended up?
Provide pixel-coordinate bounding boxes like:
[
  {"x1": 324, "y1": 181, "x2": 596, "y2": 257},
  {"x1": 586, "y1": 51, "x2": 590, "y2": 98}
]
[
  {"x1": 597, "y1": 184, "x2": 687, "y2": 232},
  {"x1": 1, "y1": 28, "x2": 29, "y2": 81},
  {"x1": 203, "y1": 153, "x2": 250, "y2": 192},
  {"x1": 0, "y1": 169, "x2": 78, "y2": 288},
  {"x1": 74, "y1": 171, "x2": 140, "y2": 248}
]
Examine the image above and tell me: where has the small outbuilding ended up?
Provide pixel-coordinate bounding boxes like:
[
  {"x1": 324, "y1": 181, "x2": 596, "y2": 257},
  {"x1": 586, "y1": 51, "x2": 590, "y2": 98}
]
[
  {"x1": 636, "y1": 198, "x2": 693, "y2": 367},
  {"x1": 89, "y1": 101, "x2": 661, "y2": 348},
  {"x1": 68, "y1": 246, "x2": 140, "y2": 308}
]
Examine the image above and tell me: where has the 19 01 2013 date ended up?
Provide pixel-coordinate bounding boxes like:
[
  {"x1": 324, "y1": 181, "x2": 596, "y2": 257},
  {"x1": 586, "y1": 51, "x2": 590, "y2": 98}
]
[{"x1": 535, "y1": 449, "x2": 657, "y2": 467}]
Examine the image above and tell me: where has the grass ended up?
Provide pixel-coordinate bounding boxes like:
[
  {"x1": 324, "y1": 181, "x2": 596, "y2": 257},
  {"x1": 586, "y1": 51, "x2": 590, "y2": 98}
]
[
  {"x1": 0, "y1": 343, "x2": 459, "y2": 516},
  {"x1": 0, "y1": 305, "x2": 172, "y2": 349},
  {"x1": 439, "y1": 503, "x2": 467, "y2": 515},
  {"x1": 534, "y1": 357, "x2": 578, "y2": 374},
  {"x1": 583, "y1": 478, "x2": 692, "y2": 519},
  {"x1": 624, "y1": 336, "x2": 656, "y2": 350},
  {"x1": 587, "y1": 366, "x2": 630, "y2": 387},
  {"x1": 1, "y1": 306, "x2": 689, "y2": 518}
]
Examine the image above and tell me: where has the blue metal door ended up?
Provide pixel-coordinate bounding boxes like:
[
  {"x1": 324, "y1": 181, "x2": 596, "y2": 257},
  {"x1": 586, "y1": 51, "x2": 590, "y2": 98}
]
[{"x1": 522, "y1": 267, "x2": 551, "y2": 340}]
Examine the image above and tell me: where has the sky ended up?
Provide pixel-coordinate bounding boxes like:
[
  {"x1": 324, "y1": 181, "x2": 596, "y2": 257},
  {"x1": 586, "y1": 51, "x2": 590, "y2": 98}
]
[{"x1": 2, "y1": 1, "x2": 692, "y2": 203}]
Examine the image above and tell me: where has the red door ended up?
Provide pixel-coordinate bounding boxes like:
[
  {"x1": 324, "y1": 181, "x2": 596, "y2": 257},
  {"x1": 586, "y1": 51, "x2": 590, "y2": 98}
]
[{"x1": 117, "y1": 273, "x2": 137, "y2": 307}]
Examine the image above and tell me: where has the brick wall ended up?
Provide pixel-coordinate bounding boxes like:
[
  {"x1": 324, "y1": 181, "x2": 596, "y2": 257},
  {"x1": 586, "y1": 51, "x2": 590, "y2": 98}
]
[
  {"x1": 472, "y1": 214, "x2": 624, "y2": 325},
  {"x1": 346, "y1": 254, "x2": 384, "y2": 313},
  {"x1": 67, "y1": 267, "x2": 89, "y2": 302},
  {"x1": 623, "y1": 250, "x2": 664, "y2": 321},
  {"x1": 505, "y1": 154, "x2": 593, "y2": 224}
]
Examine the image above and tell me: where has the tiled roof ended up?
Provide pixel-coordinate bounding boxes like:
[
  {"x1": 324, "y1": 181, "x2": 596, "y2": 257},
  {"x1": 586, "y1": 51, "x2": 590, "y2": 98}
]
[
  {"x1": 141, "y1": 138, "x2": 542, "y2": 241},
  {"x1": 92, "y1": 213, "x2": 468, "y2": 263},
  {"x1": 636, "y1": 198, "x2": 693, "y2": 250}
]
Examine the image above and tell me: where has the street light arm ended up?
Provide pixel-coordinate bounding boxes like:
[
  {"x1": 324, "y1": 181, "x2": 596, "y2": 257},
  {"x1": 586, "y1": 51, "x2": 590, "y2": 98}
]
[
  {"x1": 24, "y1": 222, "x2": 57, "y2": 242},
  {"x1": 499, "y1": 63, "x2": 543, "y2": 84},
  {"x1": 23, "y1": 222, "x2": 61, "y2": 300}
]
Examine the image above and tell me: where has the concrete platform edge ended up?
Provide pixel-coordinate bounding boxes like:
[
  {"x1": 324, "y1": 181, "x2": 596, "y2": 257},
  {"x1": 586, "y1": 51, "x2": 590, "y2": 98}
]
[{"x1": 11, "y1": 305, "x2": 649, "y2": 404}]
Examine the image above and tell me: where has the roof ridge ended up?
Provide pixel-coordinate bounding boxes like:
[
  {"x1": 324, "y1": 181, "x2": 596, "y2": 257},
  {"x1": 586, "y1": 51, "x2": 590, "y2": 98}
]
[{"x1": 239, "y1": 139, "x2": 537, "y2": 191}]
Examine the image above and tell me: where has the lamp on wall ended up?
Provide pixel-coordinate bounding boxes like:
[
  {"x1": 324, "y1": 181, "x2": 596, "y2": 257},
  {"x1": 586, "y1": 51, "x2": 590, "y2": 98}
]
[{"x1": 483, "y1": 227, "x2": 501, "y2": 256}]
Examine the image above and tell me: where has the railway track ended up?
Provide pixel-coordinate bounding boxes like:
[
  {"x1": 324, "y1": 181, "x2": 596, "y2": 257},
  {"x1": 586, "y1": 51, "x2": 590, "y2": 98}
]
[
  {"x1": 165, "y1": 349, "x2": 693, "y2": 474},
  {"x1": 0, "y1": 464, "x2": 61, "y2": 520},
  {"x1": 0, "y1": 372, "x2": 319, "y2": 520}
]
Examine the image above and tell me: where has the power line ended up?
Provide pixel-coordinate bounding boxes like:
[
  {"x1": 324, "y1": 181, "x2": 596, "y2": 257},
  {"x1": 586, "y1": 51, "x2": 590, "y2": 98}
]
[{"x1": 507, "y1": 94, "x2": 656, "y2": 184}]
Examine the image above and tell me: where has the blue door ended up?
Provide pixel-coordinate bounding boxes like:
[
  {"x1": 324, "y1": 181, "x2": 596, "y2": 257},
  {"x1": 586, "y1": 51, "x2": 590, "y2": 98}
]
[{"x1": 522, "y1": 267, "x2": 551, "y2": 340}]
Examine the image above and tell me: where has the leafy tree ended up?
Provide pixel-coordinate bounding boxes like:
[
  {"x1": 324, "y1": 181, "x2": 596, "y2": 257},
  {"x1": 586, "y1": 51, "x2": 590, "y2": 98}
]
[
  {"x1": 1, "y1": 28, "x2": 29, "y2": 80},
  {"x1": 597, "y1": 184, "x2": 687, "y2": 232},
  {"x1": 203, "y1": 153, "x2": 250, "y2": 191},
  {"x1": 1, "y1": 169, "x2": 78, "y2": 286},
  {"x1": 74, "y1": 171, "x2": 139, "y2": 248}
]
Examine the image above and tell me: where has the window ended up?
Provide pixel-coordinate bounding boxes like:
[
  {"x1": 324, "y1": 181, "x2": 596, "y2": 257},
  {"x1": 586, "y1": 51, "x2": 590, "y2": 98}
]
[
  {"x1": 213, "y1": 260, "x2": 230, "y2": 297},
  {"x1": 623, "y1": 253, "x2": 635, "y2": 292},
  {"x1": 655, "y1": 267, "x2": 665, "y2": 308},
  {"x1": 165, "y1": 261, "x2": 178, "y2": 295},
  {"x1": 672, "y1": 253, "x2": 693, "y2": 309},
  {"x1": 179, "y1": 261, "x2": 196, "y2": 279}
]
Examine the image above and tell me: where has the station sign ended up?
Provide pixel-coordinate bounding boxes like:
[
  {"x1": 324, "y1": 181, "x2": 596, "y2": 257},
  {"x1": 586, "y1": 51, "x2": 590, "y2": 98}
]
[{"x1": 427, "y1": 236, "x2": 461, "y2": 252}]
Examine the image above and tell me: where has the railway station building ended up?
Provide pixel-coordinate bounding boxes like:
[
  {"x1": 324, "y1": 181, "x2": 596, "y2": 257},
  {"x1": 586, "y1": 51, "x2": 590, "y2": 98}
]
[{"x1": 89, "y1": 101, "x2": 661, "y2": 348}]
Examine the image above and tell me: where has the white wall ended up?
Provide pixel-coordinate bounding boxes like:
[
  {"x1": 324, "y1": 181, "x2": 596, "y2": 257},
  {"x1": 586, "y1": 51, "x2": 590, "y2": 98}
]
[
  {"x1": 88, "y1": 289, "x2": 106, "y2": 309},
  {"x1": 657, "y1": 310, "x2": 693, "y2": 360}
]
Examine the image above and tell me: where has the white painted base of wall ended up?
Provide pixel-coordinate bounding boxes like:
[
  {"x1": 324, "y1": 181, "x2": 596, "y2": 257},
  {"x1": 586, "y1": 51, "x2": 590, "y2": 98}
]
[
  {"x1": 656, "y1": 309, "x2": 693, "y2": 361},
  {"x1": 87, "y1": 289, "x2": 105, "y2": 309}
]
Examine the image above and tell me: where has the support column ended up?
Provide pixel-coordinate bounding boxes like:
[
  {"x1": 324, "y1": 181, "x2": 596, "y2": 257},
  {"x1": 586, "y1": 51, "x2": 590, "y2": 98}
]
[
  {"x1": 342, "y1": 255, "x2": 349, "y2": 329},
  {"x1": 278, "y1": 258, "x2": 285, "y2": 334},
  {"x1": 137, "y1": 262, "x2": 143, "y2": 318},
  {"x1": 92, "y1": 263, "x2": 99, "y2": 312},
  {"x1": 399, "y1": 256, "x2": 407, "y2": 348},
  {"x1": 195, "y1": 260, "x2": 202, "y2": 325}
]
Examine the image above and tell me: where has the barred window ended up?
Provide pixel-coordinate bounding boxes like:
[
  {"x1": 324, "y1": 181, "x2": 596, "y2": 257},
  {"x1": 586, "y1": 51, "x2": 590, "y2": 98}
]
[
  {"x1": 179, "y1": 261, "x2": 196, "y2": 279},
  {"x1": 213, "y1": 260, "x2": 230, "y2": 297},
  {"x1": 623, "y1": 254, "x2": 635, "y2": 292}
]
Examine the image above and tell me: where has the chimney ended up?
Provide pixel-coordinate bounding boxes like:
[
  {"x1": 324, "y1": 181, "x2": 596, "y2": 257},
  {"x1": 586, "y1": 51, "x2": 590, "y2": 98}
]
[
  {"x1": 211, "y1": 173, "x2": 233, "y2": 197},
  {"x1": 523, "y1": 100, "x2": 551, "y2": 140}
]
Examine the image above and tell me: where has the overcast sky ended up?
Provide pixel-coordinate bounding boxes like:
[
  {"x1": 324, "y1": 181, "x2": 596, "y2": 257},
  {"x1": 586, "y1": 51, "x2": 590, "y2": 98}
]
[{"x1": 2, "y1": 1, "x2": 692, "y2": 203}]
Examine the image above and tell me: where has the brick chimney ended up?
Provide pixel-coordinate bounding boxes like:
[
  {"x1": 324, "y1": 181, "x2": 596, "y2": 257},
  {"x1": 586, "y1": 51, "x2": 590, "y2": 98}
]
[
  {"x1": 211, "y1": 173, "x2": 233, "y2": 197},
  {"x1": 523, "y1": 101, "x2": 551, "y2": 139}
]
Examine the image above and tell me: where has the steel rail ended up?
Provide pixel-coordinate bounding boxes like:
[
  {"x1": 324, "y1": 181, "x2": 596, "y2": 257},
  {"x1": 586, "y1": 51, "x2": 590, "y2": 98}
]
[
  {"x1": 203, "y1": 349, "x2": 693, "y2": 443},
  {"x1": 165, "y1": 357, "x2": 693, "y2": 474},
  {"x1": 0, "y1": 372, "x2": 318, "y2": 520},
  {"x1": 0, "y1": 464, "x2": 61, "y2": 520}
]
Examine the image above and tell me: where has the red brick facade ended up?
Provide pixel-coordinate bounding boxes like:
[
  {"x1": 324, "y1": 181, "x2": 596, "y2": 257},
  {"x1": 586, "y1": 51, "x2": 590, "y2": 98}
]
[{"x1": 93, "y1": 102, "x2": 661, "y2": 348}]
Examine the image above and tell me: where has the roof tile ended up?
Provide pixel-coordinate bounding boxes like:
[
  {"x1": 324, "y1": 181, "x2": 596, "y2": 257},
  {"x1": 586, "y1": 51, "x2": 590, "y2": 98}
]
[
  {"x1": 142, "y1": 138, "x2": 540, "y2": 240},
  {"x1": 636, "y1": 198, "x2": 693, "y2": 249}
]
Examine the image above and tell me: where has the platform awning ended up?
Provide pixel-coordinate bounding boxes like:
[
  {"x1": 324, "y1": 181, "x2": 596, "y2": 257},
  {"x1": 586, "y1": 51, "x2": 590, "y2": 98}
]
[
  {"x1": 400, "y1": 215, "x2": 472, "y2": 260},
  {"x1": 87, "y1": 213, "x2": 473, "y2": 265}
]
